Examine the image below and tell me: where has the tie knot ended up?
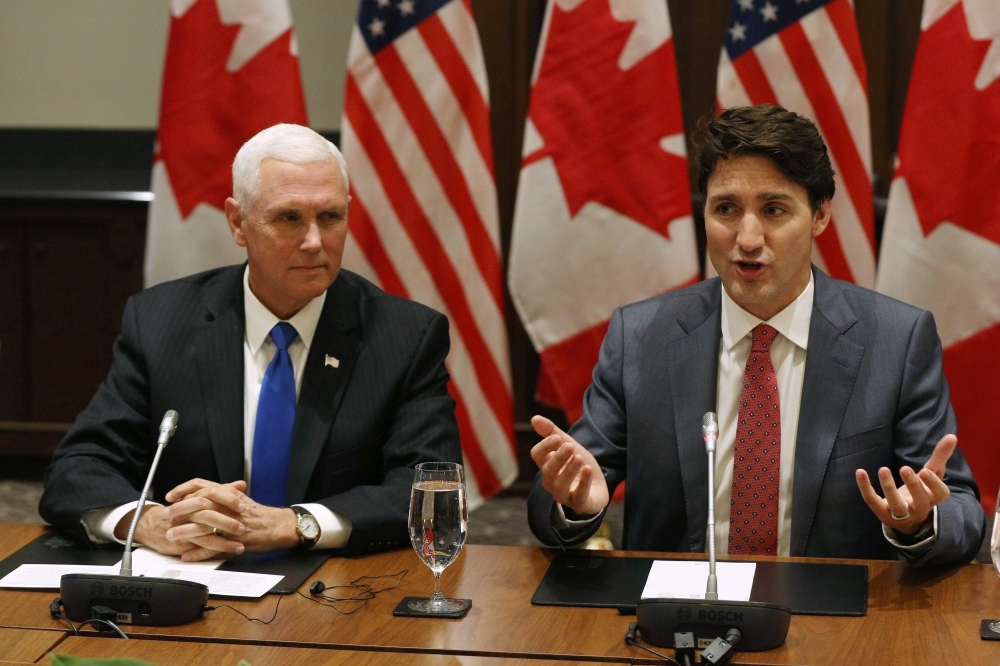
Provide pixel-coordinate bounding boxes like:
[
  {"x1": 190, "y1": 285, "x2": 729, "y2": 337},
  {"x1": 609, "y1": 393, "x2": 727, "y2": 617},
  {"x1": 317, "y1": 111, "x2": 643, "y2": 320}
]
[
  {"x1": 270, "y1": 322, "x2": 299, "y2": 351},
  {"x1": 751, "y1": 324, "x2": 779, "y2": 352}
]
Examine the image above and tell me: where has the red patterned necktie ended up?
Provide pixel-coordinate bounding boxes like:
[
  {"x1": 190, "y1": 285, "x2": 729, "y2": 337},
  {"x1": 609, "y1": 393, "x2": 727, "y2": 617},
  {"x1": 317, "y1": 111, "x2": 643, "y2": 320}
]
[{"x1": 729, "y1": 324, "x2": 781, "y2": 556}]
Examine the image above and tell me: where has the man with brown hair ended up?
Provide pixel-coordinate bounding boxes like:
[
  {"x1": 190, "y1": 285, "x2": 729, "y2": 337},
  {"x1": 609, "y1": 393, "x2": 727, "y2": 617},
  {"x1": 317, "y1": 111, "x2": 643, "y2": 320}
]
[{"x1": 527, "y1": 105, "x2": 984, "y2": 565}]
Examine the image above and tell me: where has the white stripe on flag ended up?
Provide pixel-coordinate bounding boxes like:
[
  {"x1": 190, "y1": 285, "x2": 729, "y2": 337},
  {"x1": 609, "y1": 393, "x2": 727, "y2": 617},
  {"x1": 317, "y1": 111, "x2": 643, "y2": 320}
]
[
  {"x1": 753, "y1": 36, "x2": 875, "y2": 287},
  {"x1": 350, "y1": 54, "x2": 511, "y2": 386},
  {"x1": 341, "y1": 231, "x2": 380, "y2": 287},
  {"x1": 801, "y1": 8, "x2": 872, "y2": 172},
  {"x1": 437, "y1": 0, "x2": 491, "y2": 104},
  {"x1": 342, "y1": 119, "x2": 516, "y2": 483},
  {"x1": 717, "y1": 51, "x2": 753, "y2": 108},
  {"x1": 394, "y1": 27, "x2": 501, "y2": 250}
]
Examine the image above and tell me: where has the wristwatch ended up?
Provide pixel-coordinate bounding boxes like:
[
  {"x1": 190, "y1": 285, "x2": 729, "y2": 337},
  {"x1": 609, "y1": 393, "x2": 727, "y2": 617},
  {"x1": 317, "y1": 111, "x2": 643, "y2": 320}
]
[{"x1": 291, "y1": 506, "x2": 321, "y2": 551}]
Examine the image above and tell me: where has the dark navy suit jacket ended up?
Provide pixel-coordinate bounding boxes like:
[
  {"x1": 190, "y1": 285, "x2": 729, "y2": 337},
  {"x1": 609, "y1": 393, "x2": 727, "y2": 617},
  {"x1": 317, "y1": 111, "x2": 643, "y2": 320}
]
[
  {"x1": 40, "y1": 265, "x2": 462, "y2": 555},
  {"x1": 529, "y1": 268, "x2": 984, "y2": 566}
]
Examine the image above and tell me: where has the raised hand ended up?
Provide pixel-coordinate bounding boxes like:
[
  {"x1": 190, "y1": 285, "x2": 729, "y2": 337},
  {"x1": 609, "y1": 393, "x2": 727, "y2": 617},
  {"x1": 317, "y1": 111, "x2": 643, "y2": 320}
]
[
  {"x1": 855, "y1": 434, "x2": 955, "y2": 535},
  {"x1": 530, "y1": 415, "x2": 609, "y2": 517}
]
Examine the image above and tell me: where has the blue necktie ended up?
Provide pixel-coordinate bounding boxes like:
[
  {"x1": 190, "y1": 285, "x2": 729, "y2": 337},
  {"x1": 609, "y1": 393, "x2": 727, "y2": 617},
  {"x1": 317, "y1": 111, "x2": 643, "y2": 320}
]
[{"x1": 250, "y1": 322, "x2": 299, "y2": 507}]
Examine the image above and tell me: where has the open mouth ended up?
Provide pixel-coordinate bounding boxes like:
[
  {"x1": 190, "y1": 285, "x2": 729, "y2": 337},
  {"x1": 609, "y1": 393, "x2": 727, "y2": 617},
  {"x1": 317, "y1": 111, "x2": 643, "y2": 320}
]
[{"x1": 734, "y1": 260, "x2": 766, "y2": 277}]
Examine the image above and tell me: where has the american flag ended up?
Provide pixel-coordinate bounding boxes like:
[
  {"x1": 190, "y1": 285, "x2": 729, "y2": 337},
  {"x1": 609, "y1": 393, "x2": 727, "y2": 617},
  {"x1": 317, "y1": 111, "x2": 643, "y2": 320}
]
[
  {"x1": 716, "y1": 0, "x2": 875, "y2": 287},
  {"x1": 339, "y1": 0, "x2": 517, "y2": 505}
]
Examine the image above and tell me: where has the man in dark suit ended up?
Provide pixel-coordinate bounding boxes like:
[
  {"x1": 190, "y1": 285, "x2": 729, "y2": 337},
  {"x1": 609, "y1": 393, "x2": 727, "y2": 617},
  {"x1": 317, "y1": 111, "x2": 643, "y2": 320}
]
[
  {"x1": 528, "y1": 106, "x2": 984, "y2": 566},
  {"x1": 40, "y1": 124, "x2": 461, "y2": 560}
]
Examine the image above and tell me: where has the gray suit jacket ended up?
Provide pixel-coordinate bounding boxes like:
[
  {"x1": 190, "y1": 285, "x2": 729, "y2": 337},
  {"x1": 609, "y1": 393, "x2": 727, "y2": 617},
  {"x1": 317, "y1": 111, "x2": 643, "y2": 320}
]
[
  {"x1": 528, "y1": 268, "x2": 984, "y2": 566},
  {"x1": 40, "y1": 265, "x2": 462, "y2": 555}
]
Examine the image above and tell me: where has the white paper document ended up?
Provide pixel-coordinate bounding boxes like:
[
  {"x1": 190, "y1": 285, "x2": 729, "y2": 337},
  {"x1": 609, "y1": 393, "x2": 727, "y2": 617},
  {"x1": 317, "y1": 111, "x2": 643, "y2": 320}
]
[
  {"x1": 0, "y1": 564, "x2": 120, "y2": 589},
  {"x1": 641, "y1": 560, "x2": 757, "y2": 602},
  {"x1": 142, "y1": 566, "x2": 281, "y2": 598},
  {"x1": 0, "y1": 548, "x2": 278, "y2": 598},
  {"x1": 116, "y1": 547, "x2": 224, "y2": 573}
]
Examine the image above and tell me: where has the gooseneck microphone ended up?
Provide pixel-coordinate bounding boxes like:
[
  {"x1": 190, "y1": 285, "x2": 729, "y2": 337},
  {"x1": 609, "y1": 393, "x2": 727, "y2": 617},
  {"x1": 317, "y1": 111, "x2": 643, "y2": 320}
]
[
  {"x1": 703, "y1": 412, "x2": 719, "y2": 601},
  {"x1": 635, "y1": 411, "x2": 791, "y2": 652},
  {"x1": 59, "y1": 410, "x2": 211, "y2": 626},
  {"x1": 121, "y1": 410, "x2": 178, "y2": 576}
]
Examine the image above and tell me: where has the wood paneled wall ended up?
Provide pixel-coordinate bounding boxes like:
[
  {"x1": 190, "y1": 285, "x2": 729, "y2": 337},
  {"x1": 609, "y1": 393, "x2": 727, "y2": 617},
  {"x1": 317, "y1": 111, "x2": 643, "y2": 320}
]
[{"x1": 0, "y1": 201, "x2": 146, "y2": 457}]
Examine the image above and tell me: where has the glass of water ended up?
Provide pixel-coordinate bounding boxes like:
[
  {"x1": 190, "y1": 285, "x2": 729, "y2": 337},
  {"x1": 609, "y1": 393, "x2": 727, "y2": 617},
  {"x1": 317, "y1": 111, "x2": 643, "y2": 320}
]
[
  {"x1": 407, "y1": 461, "x2": 470, "y2": 614},
  {"x1": 992, "y1": 491, "x2": 1000, "y2": 577}
]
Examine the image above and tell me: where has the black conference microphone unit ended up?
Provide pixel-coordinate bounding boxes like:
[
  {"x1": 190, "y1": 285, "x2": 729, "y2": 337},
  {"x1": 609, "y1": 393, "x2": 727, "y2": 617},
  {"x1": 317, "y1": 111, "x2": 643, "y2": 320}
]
[
  {"x1": 635, "y1": 412, "x2": 791, "y2": 653},
  {"x1": 59, "y1": 410, "x2": 210, "y2": 626}
]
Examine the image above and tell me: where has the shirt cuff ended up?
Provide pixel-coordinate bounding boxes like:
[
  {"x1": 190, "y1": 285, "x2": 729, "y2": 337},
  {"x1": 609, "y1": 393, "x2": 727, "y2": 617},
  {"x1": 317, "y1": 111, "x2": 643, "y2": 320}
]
[
  {"x1": 553, "y1": 503, "x2": 603, "y2": 530},
  {"x1": 295, "y1": 503, "x2": 352, "y2": 550},
  {"x1": 883, "y1": 505, "x2": 938, "y2": 555},
  {"x1": 80, "y1": 501, "x2": 162, "y2": 546}
]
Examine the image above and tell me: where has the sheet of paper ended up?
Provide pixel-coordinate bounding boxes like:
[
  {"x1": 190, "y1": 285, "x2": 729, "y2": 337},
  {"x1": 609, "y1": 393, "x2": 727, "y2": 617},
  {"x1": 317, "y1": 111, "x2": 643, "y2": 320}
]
[
  {"x1": 115, "y1": 547, "x2": 223, "y2": 574},
  {"x1": 142, "y1": 565, "x2": 282, "y2": 598},
  {"x1": 0, "y1": 564, "x2": 120, "y2": 589},
  {"x1": 0, "y1": 555, "x2": 274, "y2": 598},
  {"x1": 641, "y1": 560, "x2": 756, "y2": 602}
]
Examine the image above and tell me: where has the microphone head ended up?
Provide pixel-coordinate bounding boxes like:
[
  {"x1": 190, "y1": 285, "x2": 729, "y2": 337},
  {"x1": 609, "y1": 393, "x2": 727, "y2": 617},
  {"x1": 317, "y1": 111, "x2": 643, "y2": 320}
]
[
  {"x1": 160, "y1": 410, "x2": 179, "y2": 436},
  {"x1": 702, "y1": 412, "x2": 719, "y2": 438}
]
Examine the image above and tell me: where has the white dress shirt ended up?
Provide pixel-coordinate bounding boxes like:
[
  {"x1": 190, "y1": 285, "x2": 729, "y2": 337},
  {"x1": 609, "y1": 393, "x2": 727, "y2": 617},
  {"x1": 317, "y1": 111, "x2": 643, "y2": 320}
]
[
  {"x1": 560, "y1": 275, "x2": 935, "y2": 555},
  {"x1": 81, "y1": 267, "x2": 351, "y2": 550},
  {"x1": 713, "y1": 275, "x2": 813, "y2": 555}
]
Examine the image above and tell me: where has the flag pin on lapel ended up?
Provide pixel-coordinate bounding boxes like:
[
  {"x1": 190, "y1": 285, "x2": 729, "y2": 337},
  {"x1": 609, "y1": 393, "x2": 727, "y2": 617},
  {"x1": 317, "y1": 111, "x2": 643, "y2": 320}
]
[{"x1": 325, "y1": 355, "x2": 340, "y2": 369}]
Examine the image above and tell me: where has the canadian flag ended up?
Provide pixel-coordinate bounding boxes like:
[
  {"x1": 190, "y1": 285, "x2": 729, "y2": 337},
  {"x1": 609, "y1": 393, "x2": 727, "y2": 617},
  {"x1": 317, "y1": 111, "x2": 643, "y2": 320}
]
[
  {"x1": 144, "y1": 0, "x2": 308, "y2": 287},
  {"x1": 507, "y1": 0, "x2": 699, "y2": 423},
  {"x1": 877, "y1": 0, "x2": 1000, "y2": 510}
]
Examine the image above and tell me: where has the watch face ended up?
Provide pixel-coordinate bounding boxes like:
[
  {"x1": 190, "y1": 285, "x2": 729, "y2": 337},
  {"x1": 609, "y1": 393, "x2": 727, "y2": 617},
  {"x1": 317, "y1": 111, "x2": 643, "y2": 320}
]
[{"x1": 299, "y1": 514, "x2": 320, "y2": 540}]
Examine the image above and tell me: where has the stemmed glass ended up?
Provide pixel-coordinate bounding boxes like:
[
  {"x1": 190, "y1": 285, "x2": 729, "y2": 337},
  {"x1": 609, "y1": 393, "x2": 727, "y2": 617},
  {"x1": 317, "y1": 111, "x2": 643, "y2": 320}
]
[
  {"x1": 407, "y1": 461, "x2": 471, "y2": 614},
  {"x1": 989, "y1": 490, "x2": 1000, "y2": 635},
  {"x1": 991, "y1": 490, "x2": 1000, "y2": 577}
]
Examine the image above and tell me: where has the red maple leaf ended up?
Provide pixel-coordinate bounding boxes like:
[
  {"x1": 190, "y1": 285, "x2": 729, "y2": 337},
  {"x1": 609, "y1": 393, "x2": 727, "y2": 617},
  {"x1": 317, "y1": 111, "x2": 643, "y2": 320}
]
[
  {"x1": 897, "y1": 3, "x2": 1000, "y2": 247},
  {"x1": 525, "y1": 0, "x2": 690, "y2": 237},
  {"x1": 156, "y1": 0, "x2": 308, "y2": 218}
]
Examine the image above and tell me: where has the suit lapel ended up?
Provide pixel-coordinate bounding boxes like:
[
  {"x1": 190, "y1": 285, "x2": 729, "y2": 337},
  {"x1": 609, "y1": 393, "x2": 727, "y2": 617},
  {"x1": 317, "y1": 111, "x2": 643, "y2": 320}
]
[
  {"x1": 285, "y1": 276, "x2": 363, "y2": 505},
  {"x1": 666, "y1": 281, "x2": 722, "y2": 550},
  {"x1": 790, "y1": 269, "x2": 864, "y2": 556},
  {"x1": 194, "y1": 267, "x2": 247, "y2": 484}
]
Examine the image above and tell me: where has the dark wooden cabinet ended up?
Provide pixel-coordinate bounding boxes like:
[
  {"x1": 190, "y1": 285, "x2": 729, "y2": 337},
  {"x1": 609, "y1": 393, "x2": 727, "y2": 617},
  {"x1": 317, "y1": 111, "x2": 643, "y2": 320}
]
[{"x1": 0, "y1": 198, "x2": 146, "y2": 456}]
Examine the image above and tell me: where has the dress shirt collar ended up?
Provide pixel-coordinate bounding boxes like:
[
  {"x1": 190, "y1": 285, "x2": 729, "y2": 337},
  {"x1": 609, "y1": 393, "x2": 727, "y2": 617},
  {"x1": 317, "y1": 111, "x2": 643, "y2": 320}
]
[
  {"x1": 243, "y1": 266, "x2": 327, "y2": 356},
  {"x1": 720, "y1": 273, "x2": 814, "y2": 352}
]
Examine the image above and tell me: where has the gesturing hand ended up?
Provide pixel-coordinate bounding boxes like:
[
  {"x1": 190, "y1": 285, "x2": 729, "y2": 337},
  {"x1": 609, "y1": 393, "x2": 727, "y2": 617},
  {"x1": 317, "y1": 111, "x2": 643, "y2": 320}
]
[
  {"x1": 855, "y1": 434, "x2": 956, "y2": 535},
  {"x1": 530, "y1": 415, "x2": 609, "y2": 517}
]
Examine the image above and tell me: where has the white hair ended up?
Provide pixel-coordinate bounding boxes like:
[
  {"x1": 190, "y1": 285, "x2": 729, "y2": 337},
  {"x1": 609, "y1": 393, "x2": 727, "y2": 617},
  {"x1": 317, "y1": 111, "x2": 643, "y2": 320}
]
[{"x1": 232, "y1": 123, "x2": 349, "y2": 215}]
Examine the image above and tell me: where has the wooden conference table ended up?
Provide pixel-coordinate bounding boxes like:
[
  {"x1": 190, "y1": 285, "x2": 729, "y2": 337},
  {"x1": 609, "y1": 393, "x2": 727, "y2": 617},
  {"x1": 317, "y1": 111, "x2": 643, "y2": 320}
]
[{"x1": 0, "y1": 524, "x2": 997, "y2": 665}]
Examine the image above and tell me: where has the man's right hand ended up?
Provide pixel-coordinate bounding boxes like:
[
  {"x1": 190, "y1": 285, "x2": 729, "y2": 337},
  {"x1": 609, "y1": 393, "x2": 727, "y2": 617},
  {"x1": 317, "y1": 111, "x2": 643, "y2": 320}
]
[
  {"x1": 530, "y1": 415, "x2": 609, "y2": 517},
  {"x1": 113, "y1": 482, "x2": 248, "y2": 561}
]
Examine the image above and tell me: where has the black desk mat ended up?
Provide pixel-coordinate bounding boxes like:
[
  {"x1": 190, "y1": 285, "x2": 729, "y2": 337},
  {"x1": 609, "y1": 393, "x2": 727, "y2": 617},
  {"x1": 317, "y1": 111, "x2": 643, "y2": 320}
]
[
  {"x1": 0, "y1": 532, "x2": 330, "y2": 596},
  {"x1": 531, "y1": 552, "x2": 868, "y2": 616}
]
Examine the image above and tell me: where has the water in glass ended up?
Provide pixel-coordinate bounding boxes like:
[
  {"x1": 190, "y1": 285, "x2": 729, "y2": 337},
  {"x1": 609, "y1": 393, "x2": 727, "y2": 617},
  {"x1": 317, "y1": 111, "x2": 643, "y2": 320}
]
[
  {"x1": 406, "y1": 462, "x2": 471, "y2": 614},
  {"x1": 409, "y1": 480, "x2": 467, "y2": 574},
  {"x1": 992, "y1": 493, "x2": 1000, "y2": 577}
]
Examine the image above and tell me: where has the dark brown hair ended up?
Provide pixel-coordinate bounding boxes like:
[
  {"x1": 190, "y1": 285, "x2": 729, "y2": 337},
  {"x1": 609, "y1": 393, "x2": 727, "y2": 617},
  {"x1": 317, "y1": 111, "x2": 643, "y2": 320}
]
[{"x1": 692, "y1": 105, "x2": 835, "y2": 211}]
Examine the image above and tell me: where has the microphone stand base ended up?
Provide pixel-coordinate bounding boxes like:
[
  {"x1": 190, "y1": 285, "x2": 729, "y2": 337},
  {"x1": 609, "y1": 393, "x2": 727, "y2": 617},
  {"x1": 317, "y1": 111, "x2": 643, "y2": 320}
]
[
  {"x1": 60, "y1": 573, "x2": 209, "y2": 626},
  {"x1": 636, "y1": 597, "x2": 790, "y2": 652}
]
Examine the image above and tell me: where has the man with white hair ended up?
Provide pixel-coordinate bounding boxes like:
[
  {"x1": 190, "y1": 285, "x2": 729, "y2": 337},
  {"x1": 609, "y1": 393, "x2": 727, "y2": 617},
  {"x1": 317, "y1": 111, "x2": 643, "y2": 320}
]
[{"x1": 40, "y1": 124, "x2": 462, "y2": 559}]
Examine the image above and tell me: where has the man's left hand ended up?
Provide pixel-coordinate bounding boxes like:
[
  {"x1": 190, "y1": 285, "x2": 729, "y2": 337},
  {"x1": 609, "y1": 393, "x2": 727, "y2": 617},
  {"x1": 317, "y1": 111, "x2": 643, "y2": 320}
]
[
  {"x1": 164, "y1": 479, "x2": 301, "y2": 559},
  {"x1": 854, "y1": 434, "x2": 955, "y2": 535}
]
